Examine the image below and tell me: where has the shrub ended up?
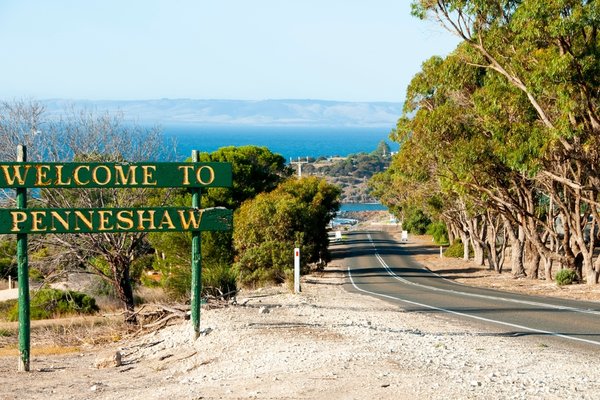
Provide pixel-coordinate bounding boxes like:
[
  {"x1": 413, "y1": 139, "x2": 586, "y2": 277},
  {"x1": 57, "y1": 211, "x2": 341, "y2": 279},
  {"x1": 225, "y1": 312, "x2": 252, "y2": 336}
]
[
  {"x1": 7, "y1": 288, "x2": 99, "y2": 321},
  {"x1": 555, "y1": 269, "x2": 578, "y2": 286},
  {"x1": 444, "y1": 240, "x2": 466, "y2": 258},
  {"x1": 427, "y1": 221, "x2": 449, "y2": 245},
  {"x1": 0, "y1": 299, "x2": 17, "y2": 321},
  {"x1": 403, "y1": 208, "x2": 431, "y2": 235},
  {"x1": 202, "y1": 263, "x2": 238, "y2": 299}
]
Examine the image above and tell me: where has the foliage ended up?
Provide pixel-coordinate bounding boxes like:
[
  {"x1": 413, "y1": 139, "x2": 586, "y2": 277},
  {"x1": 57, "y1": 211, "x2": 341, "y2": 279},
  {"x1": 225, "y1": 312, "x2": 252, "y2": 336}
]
[
  {"x1": 372, "y1": 140, "x2": 392, "y2": 157},
  {"x1": 6, "y1": 288, "x2": 98, "y2": 321},
  {"x1": 202, "y1": 263, "x2": 238, "y2": 299},
  {"x1": 444, "y1": 241, "x2": 466, "y2": 259},
  {"x1": 0, "y1": 299, "x2": 17, "y2": 320},
  {"x1": 233, "y1": 176, "x2": 340, "y2": 287},
  {"x1": 427, "y1": 221, "x2": 449, "y2": 245},
  {"x1": 0, "y1": 238, "x2": 16, "y2": 279},
  {"x1": 319, "y1": 152, "x2": 389, "y2": 179},
  {"x1": 199, "y1": 145, "x2": 291, "y2": 209},
  {"x1": 403, "y1": 207, "x2": 431, "y2": 235},
  {"x1": 372, "y1": 1, "x2": 600, "y2": 280},
  {"x1": 555, "y1": 269, "x2": 578, "y2": 286},
  {"x1": 148, "y1": 146, "x2": 291, "y2": 299}
]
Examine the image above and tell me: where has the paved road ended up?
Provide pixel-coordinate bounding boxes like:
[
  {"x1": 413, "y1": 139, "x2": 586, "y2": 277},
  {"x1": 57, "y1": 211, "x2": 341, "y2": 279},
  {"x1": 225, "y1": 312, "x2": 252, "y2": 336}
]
[{"x1": 332, "y1": 230, "x2": 600, "y2": 350}]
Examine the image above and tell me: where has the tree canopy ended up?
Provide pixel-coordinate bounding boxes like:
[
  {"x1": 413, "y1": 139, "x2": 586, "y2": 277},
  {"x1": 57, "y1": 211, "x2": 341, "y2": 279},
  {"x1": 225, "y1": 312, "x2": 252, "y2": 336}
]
[{"x1": 373, "y1": 1, "x2": 600, "y2": 282}]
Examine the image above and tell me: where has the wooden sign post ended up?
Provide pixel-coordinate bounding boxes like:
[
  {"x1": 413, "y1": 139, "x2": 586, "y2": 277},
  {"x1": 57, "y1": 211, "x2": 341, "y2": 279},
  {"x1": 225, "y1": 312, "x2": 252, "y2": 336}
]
[{"x1": 0, "y1": 147, "x2": 232, "y2": 370}]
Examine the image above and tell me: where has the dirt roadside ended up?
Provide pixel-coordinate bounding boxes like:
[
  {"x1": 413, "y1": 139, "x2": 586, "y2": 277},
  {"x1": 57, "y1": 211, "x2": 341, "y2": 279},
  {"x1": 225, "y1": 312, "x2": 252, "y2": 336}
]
[{"x1": 1, "y1": 230, "x2": 599, "y2": 400}]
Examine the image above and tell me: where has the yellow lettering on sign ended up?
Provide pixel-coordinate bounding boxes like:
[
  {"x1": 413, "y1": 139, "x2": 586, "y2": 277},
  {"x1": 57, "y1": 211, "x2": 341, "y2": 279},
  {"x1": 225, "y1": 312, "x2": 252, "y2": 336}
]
[
  {"x1": 196, "y1": 166, "x2": 215, "y2": 185},
  {"x1": 55, "y1": 165, "x2": 72, "y2": 185},
  {"x1": 177, "y1": 166, "x2": 194, "y2": 185},
  {"x1": 1, "y1": 165, "x2": 30, "y2": 185},
  {"x1": 136, "y1": 210, "x2": 156, "y2": 230},
  {"x1": 116, "y1": 210, "x2": 134, "y2": 230},
  {"x1": 178, "y1": 210, "x2": 203, "y2": 230},
  {"x1": 35, "y1": 165, "x2": 52, "y2": 186},
  {"x1": 73, "y1": 166, "x2": 90, "y2": 185},
  {"x1": 141, "y1": 166, "x2": 157, "y2": 186},
  {"x1": 73, "y1": 210, "x2": 94, "y2": 231},
  {"x1": 1, "y1": 165, "x2": 31, "y2": 185},
  {"x1": 50, "y1": 210, "x2": 70, "y2": 231},
  {"x1": 30, "y1": 211, "x2": 47, "y2": 232},
  {"x1": 92, "y1": 165, "x2": 111, "y2": 185},
  {"x1": 97, "y1": 210, "x2": 114, "y2": 231},
  {"x1": 10, "y1": 211, "x2": 27, "y2": 232},
  {"x1": 158, "y1": 210, "x2": 176, "y2": 230},
  {"x1": 114, "y1": 165, "x2": 138, "y2": 185}
]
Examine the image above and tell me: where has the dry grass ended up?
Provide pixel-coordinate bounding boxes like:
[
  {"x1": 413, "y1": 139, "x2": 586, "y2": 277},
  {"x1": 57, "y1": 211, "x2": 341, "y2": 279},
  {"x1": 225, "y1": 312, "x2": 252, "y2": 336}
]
[{"x1": 0, "y1": 315, "x2": 127, "y2": 354}]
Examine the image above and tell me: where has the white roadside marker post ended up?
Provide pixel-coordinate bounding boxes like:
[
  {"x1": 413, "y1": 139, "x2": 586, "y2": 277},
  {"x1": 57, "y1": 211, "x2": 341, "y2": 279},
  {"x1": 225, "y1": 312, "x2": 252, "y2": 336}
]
[{"x1": 294, "y1": 247, "x2": 301, "y2": 293}]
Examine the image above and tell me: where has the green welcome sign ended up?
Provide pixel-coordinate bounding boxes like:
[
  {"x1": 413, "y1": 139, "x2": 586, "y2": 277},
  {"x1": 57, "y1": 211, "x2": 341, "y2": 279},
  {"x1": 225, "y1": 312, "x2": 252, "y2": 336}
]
[
  {"x1": 2, "y1": 146, "x2": 232, "y2": 372},
  {"x1": 0, "y1": 162, "x2": 232, "y2": 188}
]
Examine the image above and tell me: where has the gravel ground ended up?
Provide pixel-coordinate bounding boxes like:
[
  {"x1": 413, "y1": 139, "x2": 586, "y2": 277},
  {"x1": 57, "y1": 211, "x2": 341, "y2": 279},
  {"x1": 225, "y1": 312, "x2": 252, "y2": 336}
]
[{"x1": 1, "y1": 254, "x2": 599, "y2": 400}]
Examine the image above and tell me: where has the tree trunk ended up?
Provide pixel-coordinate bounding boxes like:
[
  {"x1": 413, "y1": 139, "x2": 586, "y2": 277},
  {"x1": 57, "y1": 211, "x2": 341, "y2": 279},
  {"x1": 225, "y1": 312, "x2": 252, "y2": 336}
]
[
  {"x1": 458, "y1": 231, "x2": 469, "y2": 261},
  {"x1": 471, "y1": 238, "x2": 484, "y2": 266},
  {"x1": 510, "y1": 238, "x2": 525, "y2": 277},
  {"x1": 526, "y1": 240, "x2": 541, "y2": 279},
  {"x1": 112, "y1": 259, "x2": 137, "y2": 325},
  {"x1": 543, "y1": 256, "x2": 553, "y2": 281},
  {"x1": 505, "y1": 219, "x2": 526, "y2": 277}
]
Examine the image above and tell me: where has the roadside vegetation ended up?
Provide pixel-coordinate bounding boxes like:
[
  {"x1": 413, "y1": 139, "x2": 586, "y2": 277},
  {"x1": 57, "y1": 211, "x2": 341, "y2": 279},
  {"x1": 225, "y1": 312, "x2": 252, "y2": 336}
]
[{"x1": 371, "y1": 1, "x2": 599, "y2": 285}]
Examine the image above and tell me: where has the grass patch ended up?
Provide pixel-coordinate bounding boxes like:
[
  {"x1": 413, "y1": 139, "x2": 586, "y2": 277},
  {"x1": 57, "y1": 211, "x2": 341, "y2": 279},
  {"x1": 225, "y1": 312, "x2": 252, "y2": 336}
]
[
  {"x1": 0, "y1": 328, "x2": 13, "y2": 337},
  {"x1": 6, "y1": 288, "x2": 98, "y2": 321},
  {"x1": 0, "y1": 345, "x2": 80, "y2": 357}
]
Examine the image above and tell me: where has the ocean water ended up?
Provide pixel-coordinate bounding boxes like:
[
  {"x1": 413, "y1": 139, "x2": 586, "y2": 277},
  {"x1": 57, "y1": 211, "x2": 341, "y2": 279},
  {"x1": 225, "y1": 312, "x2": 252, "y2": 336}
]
[
  {"x1": 161, "y1": 123, "x2": 397, "y2": 161},
  {"x1": 339, "y1": 203, "x2": 388, "y2": 212}
]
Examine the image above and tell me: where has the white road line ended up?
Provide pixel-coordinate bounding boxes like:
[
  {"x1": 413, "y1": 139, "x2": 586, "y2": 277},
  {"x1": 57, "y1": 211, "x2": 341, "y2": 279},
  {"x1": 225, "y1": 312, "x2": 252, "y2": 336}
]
[
  {"x1": 367, "y1": 233, "x2": 600, "y2": 317},
  {"x1": 343, "y1": 232, "x2": 600, "y2": 347}
]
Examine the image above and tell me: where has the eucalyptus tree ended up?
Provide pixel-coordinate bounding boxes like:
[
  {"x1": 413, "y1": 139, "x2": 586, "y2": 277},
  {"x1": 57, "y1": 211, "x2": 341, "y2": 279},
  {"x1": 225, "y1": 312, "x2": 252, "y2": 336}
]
[{"x1": 406, "y1": 0, "x2": 600, "y2": 282}]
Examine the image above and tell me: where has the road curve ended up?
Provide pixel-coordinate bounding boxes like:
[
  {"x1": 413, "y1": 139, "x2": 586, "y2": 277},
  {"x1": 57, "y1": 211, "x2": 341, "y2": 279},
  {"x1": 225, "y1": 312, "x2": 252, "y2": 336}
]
[{"x1": 331, "y1": 230, "x2": 600, "y2": 350}]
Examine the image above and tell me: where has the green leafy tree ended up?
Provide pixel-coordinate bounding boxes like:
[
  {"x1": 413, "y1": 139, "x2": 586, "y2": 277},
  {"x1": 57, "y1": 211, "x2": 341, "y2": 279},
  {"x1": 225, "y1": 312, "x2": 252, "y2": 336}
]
[
  {"x1": 409, "y1": 0, "x2": 600, "y2": 282},
  {"x1": 233, "y1": 177, "x2": 340, "y2": 287},
  {"x1": 148, "y1": 146, "x2": 291, "y2": 299}
]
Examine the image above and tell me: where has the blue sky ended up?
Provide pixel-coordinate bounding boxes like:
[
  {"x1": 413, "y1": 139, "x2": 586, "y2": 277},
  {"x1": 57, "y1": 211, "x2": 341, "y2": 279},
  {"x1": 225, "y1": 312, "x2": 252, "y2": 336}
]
[{"x1": 0, "y1": 1, "x2": 459, "y2": 102}]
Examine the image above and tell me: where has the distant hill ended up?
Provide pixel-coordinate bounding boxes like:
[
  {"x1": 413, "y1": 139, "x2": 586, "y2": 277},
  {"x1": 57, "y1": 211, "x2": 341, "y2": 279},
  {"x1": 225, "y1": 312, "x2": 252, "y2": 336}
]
[{"x1": 41, "y1": 98, "x2": 403, "y2": 127}]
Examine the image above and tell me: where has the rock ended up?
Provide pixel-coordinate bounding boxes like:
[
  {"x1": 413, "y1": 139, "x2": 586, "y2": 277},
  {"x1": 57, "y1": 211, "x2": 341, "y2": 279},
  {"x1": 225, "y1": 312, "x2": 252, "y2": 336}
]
[
  {"x1": 259, "y1": 306, "x2": 270, "y2": 314},
  {"x1": 94, "y1": 351, "x2": 122, "y2": 369}
]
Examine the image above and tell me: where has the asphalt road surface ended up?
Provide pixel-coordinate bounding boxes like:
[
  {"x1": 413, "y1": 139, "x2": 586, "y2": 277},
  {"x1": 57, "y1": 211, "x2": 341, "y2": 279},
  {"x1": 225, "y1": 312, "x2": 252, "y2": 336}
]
[{"x1": 332, "y1": 230, "x2": 600, "y2": 350}]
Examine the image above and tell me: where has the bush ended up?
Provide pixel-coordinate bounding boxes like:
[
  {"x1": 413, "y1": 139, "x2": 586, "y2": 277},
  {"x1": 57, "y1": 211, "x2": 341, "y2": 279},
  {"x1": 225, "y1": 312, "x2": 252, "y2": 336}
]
[
  {"x1": 427, "y1": 221, "x2": 449, "y2": 245},
  {"x1": 159, "y1": 262, "x2": 238, "y2": 301},
  {"x1": 444, "y1": 240, "x2": 466, "y2": 258},
  {"x1": 0, "y1": 299, "x2": 17, "y2": 321},
  {"x1": 7, "y1": 288, "x2": 99, "y2": 321},
  {"x1": 403, "y1": 208, "x2": 431, "y2": 235},
  {"x1": 202, "y1": 263, "x2": 238, "y2": 299},
  {"x1": 555, "y1": 269, "x2": 578, "y2": 286}
]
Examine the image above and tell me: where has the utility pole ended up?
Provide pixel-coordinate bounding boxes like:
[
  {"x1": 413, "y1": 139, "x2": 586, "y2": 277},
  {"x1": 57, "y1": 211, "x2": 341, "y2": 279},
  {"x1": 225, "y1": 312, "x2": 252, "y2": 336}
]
[{"x1": 290, "y1": 156, "x2": 309, "y2": 178}]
